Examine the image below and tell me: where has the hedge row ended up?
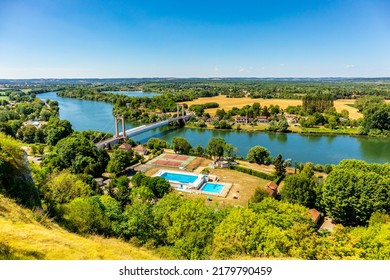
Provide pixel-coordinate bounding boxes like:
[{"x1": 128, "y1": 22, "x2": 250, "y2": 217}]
[{"x1": 230, "y1": 165, "x2": 275, "y2": 181}]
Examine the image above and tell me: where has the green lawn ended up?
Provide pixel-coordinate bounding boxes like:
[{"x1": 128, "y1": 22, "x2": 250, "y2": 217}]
[{"x1": 289, "y1": 125, "x2": 359, "y2": 135}]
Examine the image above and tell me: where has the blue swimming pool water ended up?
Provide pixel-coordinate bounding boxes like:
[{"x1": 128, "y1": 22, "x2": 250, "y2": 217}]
[
  {"x1": 160, "y1": 172, "x2": 198, "y2": 184},
  {"x1": 201, "y1": 183, "x2": 225, "y2": 194}
]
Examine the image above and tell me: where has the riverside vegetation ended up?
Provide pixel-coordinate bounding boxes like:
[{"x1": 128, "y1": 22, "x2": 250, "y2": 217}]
[{"x1": 1, "y1": 79, "x2": 390, "y2": 259}]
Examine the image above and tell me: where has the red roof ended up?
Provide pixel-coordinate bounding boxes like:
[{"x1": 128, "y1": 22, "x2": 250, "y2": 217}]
[
  {"x1": 309, "y1": 208, "x2": 321, "y2": 223},
  {"x1": 265, "y1": 181, "x2": 278, "y2": 191}
]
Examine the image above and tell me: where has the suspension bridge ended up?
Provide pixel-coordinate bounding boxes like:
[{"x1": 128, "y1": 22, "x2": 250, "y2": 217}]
[{"x1": 96, "y1": 105, "x2": 190, "y2": 148}]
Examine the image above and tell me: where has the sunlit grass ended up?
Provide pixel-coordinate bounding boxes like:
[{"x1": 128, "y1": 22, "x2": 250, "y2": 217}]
[{"x1": 0, "y1": 195, "x2": 161, "y2": 260}]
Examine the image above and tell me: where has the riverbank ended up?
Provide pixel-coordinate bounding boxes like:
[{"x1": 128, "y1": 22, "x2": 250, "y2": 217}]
[
  {"x1": 37, "y1": 91, "x2": 390, "y2": 164},
  {"x1": 186, "y1": 122, "x2": 360, "y2": 136}
]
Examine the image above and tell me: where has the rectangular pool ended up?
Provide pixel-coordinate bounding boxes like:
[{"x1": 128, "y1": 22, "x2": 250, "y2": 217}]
[
  {"x1": 159, "y1": 171, "x2": 198, "y2": 184},
  {"x1": 201, "y1": 182, "x2": 225, "y2": 194}
]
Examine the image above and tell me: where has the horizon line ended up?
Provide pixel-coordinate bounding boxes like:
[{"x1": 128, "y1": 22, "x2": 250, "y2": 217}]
[{"x1": 1, "y1": 76, "x2": 390, "y2": 80}]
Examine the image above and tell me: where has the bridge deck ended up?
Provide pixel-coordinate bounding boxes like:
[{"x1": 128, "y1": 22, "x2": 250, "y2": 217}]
[{"x1": 96, "y1": 115, "x2": 190, "y2": 148}]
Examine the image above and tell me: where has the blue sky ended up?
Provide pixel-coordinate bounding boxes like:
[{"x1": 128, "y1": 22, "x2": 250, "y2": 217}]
[{"x1": 1, "y1": 0, "x2": 389, "y2": 78}]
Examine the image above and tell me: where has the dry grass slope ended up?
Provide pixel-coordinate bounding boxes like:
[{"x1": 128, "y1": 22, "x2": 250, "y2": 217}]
[{"x1": 0, "y1": 194, "x2": 160, "y2": 260}]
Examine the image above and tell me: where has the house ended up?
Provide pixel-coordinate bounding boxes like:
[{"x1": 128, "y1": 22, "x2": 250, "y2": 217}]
[
  {"x1": 118, "y1": 143, "x2": 132, "y2": 152},
  {"x1": 256, "y1": 116, "x2": 268, "y2": 124},
  {"x1": 309, "y1": 208, "x2": 321, "y2": 224},
  {"x1": 133, "y1": 145, "x2": 149, "y2": 156},
  {"x1": 284, "y1": 114, "x2": 298, "y2": 124},
  {"x1": 264, "y1": 181, "x2": 278, "y2": 198},
  {"x1": 215, "y1": 160, "x2": 230, "y2": 168},
  {"x1": 234, "y1": 116, "x2": 248, "y2": 124}
]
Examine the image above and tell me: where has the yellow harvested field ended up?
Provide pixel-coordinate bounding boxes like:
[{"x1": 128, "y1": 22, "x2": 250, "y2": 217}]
[
  {"x1": 333, "y1": 99, "x2": 362, "y2": 120},
  {"x1": 184, "y1": 96, "x2": 365, "y2": 120},
  {"x1": 185, "y1": 96, "x2": 301, "y2": 114}
]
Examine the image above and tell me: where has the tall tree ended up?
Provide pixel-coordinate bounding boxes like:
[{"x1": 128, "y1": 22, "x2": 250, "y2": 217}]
[
  {"x1": 273, "y1": 154, "x2": 286, "y2": 177},
  {"x1": 172, "y1": 137, "x2": 192, "y2": 155},
  {"x1": 106, "y1": 149, "x2": 133, "y2": 174},
  {"x1": 246, "y1": 145, "x2": 270, "y2": 164},
  {"x1": 207, "y1": 137, "x2": 226, "y2": 160}
]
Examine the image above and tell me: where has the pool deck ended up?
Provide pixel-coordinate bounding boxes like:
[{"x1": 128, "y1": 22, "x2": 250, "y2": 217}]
[
  {"x1": 200, "y1": 182, "x2": 232, "y2": 198},
  {"x1": 154, "y1": 169, "x2": 233, "y2": 198}
]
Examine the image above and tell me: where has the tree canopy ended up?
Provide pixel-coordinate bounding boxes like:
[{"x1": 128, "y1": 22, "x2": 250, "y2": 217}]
[
  {"x1": 172, "y1": 137, "x2": 192, "y2": 155},
  {"x1": 207, "y1": 137, "x2": 226, "y2": 160},
  {"x1": 321, "y1": 160, "x2": 390, "y2": 225},
  {"x1": 246, "y1": 145, "x2": 270, "y2": 164}
]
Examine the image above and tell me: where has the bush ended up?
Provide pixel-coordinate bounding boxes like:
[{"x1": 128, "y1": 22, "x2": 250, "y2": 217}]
[{"x1": 230, "y1": 165, "x2": 275, "y2": 181}]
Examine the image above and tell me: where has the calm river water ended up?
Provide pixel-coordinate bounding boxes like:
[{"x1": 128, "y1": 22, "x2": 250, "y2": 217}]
[{"x1": 38, "y1": 92, "x2": 390, "y2": 165}]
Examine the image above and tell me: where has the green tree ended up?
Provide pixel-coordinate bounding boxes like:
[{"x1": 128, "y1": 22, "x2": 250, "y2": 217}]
[
  {"x1": 108, "y1": 176, "x2": 131, "y2": 206},
  {"x1": 106, "y1": 149, "x2": 133, "y2": 174},
  {"x1": 43, "y1": 118, "x2": 73, "y2": 146},
  {"x1": 62, "y1": 196, "x2": 111, "y2": 235},
  {"x1": 281, "y1": 173, "x2": 317, "y2": 208},
  {"x1": 321, "y1": 160, "x2": 390, "y2": 225},
  {"x1": 172, "y1": 137, "x2": 192, "y2": 155},
  {"x1": 42, "y1": 170, "x2": 92, "y2": 214},
  {"x1": 52, "y1": 135, "x2": 108, "y2": 171},
  {"x1": 99, "y1": 194, "x2": 123, "y2": 235},
  {"x1": 327, "y1": 115, "x2": 339, "y2": 129},
  {"x1": 207, "y1": 137, "x2": 226, "y2": 160},
  {"x1": 130, "y1": 172, "x2": 147, "y2": 187},
  {"x1": 273, "y1": 154, "x2": 286, "y2": 177},
  {"x1": 147, "y1": 138, "x2": 168, "y2": 151},
  {"x1": 224, "y1": 143, "x2": 237, "y2": 161},
  {"x1": 155, "y1": 195, "x2": 216, "y2": 259},
  {"x1": 119, "y1": 201, "x2": 156, "y2": 243},
  {"x1": 249, "y1": 187, "x2": 271, "y2": 204},
  {"x1": 130, "y1": 185, "x2": 155, "y2": 203},
  {"x1": 145, "y1": 177, "x2": 171, "y2": 198},
  {"x1": 213, "y1": 207, "x2": 259, "y2": 258},
  {"x1": 192, "y1": 144, "x2": 204, "y2": 156},
  {"x1": 246, "y1": 145, "x2": 270, "y2": 164},
  {"x1": 277, "y1": 117, "x2": 289, "y2": 132}
]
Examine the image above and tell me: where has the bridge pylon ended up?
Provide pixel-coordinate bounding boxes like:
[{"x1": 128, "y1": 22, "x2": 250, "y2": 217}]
[
  {"x1": 177, "y1": 104, "x2": 185, "y2": 118},
  {"x1": 114, "y1": 115, "x2": 126, "y2": 138}
]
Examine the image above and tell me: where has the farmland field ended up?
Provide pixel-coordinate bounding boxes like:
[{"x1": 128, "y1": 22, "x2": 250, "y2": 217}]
[{"x1": 184, "y1": 95, "x2": 370, "y2": 120}]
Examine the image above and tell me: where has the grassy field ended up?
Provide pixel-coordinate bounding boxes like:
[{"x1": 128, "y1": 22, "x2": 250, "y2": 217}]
[
  {"x1": 289, "y1": 125, "x2": 360, "y2": 135},
  {"x1": 0, "y1": 194, "x2": 162, "y2": 260},
  {"x1": 184, "y1": 95, "x2": 365, "y2": 120}
]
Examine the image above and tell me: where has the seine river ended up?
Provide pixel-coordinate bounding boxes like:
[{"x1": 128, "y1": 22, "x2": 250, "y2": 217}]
[{"x1": 38, "y1": 92, "x2": 390, "y2": 165}]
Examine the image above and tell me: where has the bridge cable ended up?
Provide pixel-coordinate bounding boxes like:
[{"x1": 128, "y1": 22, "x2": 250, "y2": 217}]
[
  {"x1": 91, "y1": 120, "x2": 115, "y2": 143},
  {"x1": 96, "y1": 123, "x2": 116, "y2": 144}
]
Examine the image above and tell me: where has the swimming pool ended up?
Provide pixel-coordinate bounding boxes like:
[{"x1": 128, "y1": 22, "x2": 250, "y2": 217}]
[
  {"x1": 201, "y1": 182, "x2": 225, "y2": 194},
  {"x1": 159, "y1": 171, "x2": 198, "y2": 184}
]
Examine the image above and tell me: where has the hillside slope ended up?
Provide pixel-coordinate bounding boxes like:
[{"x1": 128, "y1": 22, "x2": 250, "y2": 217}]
[{"x1": 0, "y1": 194, "x2": 160, "y2": 260}]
